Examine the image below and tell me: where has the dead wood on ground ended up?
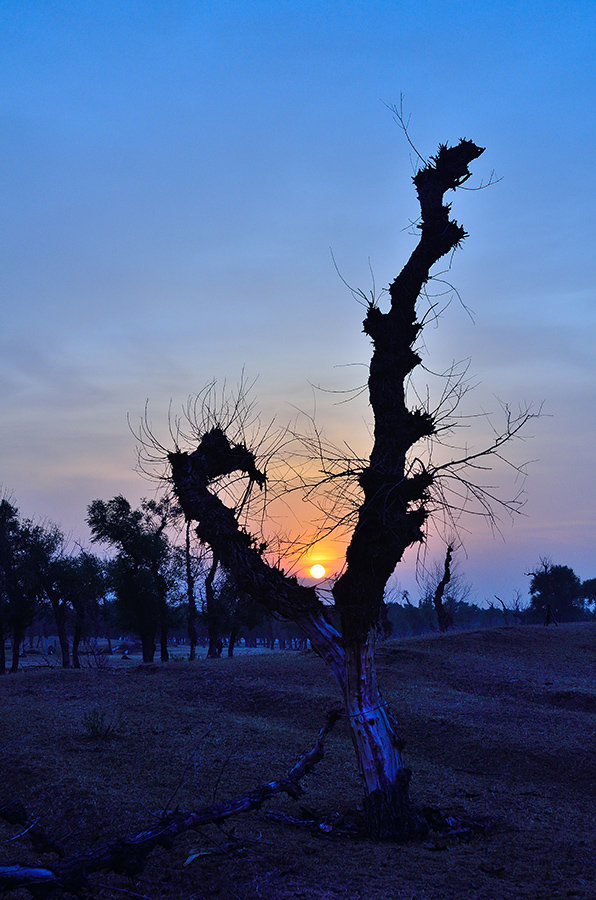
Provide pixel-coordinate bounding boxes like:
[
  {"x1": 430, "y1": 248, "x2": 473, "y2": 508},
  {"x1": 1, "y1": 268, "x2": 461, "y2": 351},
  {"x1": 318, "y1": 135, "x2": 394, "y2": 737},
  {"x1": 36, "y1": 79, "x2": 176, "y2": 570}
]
[{"x1": 0, "y1": 711, "x2": 340, "y2": 895}]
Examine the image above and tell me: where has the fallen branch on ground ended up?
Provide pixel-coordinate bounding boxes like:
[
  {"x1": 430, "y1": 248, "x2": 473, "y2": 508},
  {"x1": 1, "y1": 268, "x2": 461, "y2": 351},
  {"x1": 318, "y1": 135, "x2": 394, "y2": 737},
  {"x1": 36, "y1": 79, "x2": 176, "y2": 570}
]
[{"x1": 0, "y1": 710, "x2": 341, "y2": 895}]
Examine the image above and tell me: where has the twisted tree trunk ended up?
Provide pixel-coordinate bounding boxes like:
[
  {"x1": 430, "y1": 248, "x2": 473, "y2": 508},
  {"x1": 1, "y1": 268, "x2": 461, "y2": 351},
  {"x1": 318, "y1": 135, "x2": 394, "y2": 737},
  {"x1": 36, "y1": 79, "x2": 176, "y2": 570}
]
[
  {"x1": 433, "y1": 544, "x2": 454, "y2": 633},
  {"x1": 341, "y1": 633, "x2": 427, "y2": 839},
  {"x1": 169, "y1": 139, "x2": 484, "y2": 839}
]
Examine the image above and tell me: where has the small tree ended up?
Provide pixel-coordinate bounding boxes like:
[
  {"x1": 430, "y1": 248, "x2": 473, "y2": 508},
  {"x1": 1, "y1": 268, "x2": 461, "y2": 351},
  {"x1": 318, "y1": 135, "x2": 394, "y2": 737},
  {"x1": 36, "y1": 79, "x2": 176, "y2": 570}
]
[
  {"x1": 0, "y1": 501, "x2": 53, "y2": 672},
  {"x1": 53, "y1": 551, "x2": 107, "y2": 668},
  {"x1": 493, "y1": 590, "x2": 525, "y2": 626},
  {"x1": 429, "y1": 544, "x2": 455, "y2": 633},
  {"x1": 170, "y1": 524, "x2": 212, "y2": 659},
  {"x1": 418, "y1": 543, "x2": 472, "y2": 632},
  {"x1": 87, "y1": 496, "x2": 175, "y2": 662},
  {"x1": 528, "y1": 559, "x2": 583, "y2": 623},
  {"x1": 153, "y1": 137, "x2": 535, "y2": 840},
  {"x1": 202, "y1": 560, "x2": 249, "y2": 658},
  {"x1": 34, "y1": 525, "x2": 74, "y2": 669}
]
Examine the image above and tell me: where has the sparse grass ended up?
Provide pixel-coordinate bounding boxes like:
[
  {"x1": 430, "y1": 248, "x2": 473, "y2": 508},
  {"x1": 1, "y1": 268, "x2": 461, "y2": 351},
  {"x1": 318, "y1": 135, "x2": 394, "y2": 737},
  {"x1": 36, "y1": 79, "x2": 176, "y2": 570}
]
[
  {"x1": 81, "y1": 707, "x2": 127, "y2": 740},
  {"x1": 1, "y1": 624, "x2": 595, "y2": 899}
]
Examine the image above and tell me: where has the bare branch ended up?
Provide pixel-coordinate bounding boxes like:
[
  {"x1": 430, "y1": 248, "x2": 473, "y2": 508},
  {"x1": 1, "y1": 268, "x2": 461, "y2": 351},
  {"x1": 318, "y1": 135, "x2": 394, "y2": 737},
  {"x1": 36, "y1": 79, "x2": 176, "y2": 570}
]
[
  {"x1": 384, "y1": 94, "x2": 428, "y2": 167},
  {"x1": 0, "y1": 712, "x2": 341, "y2": 895}
]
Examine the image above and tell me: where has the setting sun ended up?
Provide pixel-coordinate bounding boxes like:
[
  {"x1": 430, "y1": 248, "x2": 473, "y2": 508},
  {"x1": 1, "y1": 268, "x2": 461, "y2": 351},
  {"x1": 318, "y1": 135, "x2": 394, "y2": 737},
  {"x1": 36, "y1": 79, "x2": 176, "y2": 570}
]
[{"x1": 309, "y1": 564, "x2": 326, "y2": 579}]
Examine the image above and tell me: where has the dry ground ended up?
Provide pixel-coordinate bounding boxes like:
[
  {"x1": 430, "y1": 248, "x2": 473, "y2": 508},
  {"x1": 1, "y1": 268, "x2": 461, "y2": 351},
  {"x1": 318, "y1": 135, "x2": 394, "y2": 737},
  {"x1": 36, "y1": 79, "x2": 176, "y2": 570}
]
[{"x1": 1, "y1": 624, "x2": 595, "y2": 899}]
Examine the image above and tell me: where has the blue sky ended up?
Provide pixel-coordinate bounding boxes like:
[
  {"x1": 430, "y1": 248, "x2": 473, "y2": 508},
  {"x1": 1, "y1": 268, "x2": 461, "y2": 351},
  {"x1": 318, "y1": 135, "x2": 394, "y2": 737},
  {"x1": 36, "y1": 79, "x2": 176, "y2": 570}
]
[{"x1": 1, "y1": 0, "x2": 595, "y2": 603}]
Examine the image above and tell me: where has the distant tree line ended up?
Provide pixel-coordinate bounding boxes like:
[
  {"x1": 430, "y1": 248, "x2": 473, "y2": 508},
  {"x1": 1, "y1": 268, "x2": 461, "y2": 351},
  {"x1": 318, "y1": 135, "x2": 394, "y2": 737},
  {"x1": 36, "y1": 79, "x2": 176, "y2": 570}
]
[
  {"x1": 0, "y1": 493, "x2": 309, "y2": 673},
  {"x1": 1, "y1": 493, "x2": 594, "y2": 673},
  {"x1": 0, "y1": 497, "x2": 109, "y2": 673},
  {"x1": 382, "y1": 552, "x2": 595, "y2": 638}
]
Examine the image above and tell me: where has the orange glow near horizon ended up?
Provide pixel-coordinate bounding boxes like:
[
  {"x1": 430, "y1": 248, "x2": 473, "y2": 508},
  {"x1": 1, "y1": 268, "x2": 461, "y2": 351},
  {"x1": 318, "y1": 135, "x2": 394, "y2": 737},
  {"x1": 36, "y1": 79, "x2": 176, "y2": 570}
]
[
  {"x1": 299, "y1": 540, "x2": 345, "y2": 580},
  {"x1": 260, "y1": 487, "x2": 346, "y2": 580}
]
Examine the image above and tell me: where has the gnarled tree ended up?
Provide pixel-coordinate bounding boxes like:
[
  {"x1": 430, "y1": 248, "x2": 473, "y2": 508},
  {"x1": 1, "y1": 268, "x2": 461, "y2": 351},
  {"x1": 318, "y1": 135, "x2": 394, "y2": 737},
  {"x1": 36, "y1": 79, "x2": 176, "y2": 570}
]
[{"x1": 165, "y1": 140, "x2": 532, "y2": 840}]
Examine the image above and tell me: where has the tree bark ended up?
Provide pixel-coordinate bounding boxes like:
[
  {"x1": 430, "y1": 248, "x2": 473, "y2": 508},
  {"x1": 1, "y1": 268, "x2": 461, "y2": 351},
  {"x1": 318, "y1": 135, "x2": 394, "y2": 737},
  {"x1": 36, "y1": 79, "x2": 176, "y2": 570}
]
[
  {"x1": 185, "y1": 519, "x2": 198, "y2": 661},
  {"x1": 56, "y1": 610, "x2": 70, "y2": 668},
  {"x1": 11, "y1": 625, "x2": 23, "y2": 672},
  {"x1": 228, "y1": 623, "x2": 239, "y2": 657},
  {"x1": 141, "y1": 632, "x2": 155, "y2": 663},
  {"x1": 341, "y1": 631, "x2": 425, "y2": 839},
  {"x1": 159, "y1": 610, "x2": 169, "y2": 662},
  {"x1": 72, "y1": 615, "x2": 82, "y2": 668}
]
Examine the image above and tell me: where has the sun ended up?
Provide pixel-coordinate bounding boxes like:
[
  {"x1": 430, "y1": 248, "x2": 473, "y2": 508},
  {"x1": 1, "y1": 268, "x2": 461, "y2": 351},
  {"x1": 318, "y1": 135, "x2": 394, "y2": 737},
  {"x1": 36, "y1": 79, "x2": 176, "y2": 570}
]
[{"x1": 309, "y1": 564, "x2": 326, "y2": 579}]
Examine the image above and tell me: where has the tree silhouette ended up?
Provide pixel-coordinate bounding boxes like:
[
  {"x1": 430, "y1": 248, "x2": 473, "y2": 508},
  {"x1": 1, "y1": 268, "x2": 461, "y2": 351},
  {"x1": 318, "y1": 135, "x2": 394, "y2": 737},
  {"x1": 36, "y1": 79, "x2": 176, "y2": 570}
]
[
  {"x1": 87, "y1": 496, "x2": 174, "y2": 662},
  {"x1": 0, "y1": 498, "x2": 21, "y2": 674},
  {"x1": 528, "y1": 559, "x2": 583, "y2": 623},
  {"x1": 160, "y1": 139, "x2": 535, "y2": 840},
  {"x1": 51, "y1": 551, "x2": 106, "y2": 668},
  {"x1": 0, "y1": 501, "x2": 56, "y2": 672},
  {"x1": 35, "y1": 525, "x2": 72, "y2": 668}
]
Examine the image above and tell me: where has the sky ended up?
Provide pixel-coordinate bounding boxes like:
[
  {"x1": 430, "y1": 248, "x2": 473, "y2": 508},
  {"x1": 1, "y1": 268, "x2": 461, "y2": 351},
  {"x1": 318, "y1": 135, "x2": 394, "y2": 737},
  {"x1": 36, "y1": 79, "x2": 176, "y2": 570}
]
[{"x1": 1, "y1": 0, "x2": 595, "y2": 605}]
